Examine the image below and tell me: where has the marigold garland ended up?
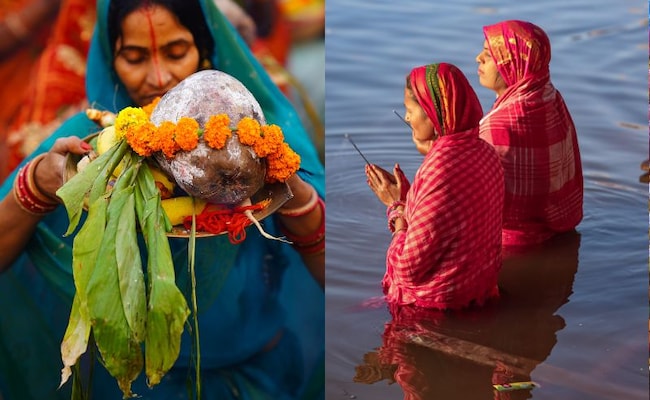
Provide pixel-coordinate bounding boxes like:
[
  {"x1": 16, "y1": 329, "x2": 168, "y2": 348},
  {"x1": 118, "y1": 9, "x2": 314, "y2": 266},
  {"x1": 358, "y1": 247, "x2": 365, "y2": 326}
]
[
  {"x1": 266, "y1": 142, "x2": 301, "y2": 183},
  {"x1": 174, "y1": 118, "x2": 200, "y2": 151},
  {"x1": 142, "y1": 97, "x2": 161, "y2": 117},
  {"x1": 203, "y1": 114, "x2": 231, "y2": 149},
  {"x1": 112, "y1": 104, "x2": 300, "y2": 183}
]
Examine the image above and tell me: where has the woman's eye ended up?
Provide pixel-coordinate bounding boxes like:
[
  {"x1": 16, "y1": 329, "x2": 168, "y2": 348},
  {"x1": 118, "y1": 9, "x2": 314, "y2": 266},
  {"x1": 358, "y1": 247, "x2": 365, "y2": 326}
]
[
  {"x1": 164, "y1": 42, "x2": 191, "y2": 60},
  {"x1": 117, "y1": 48, "x2": 147, "y2": 64},
  {"x1": 166, "y1": 52, "x2": 186, "y2": 61},
  {"x1": 126, "y1": 56, "x2": 146, "y2": 64}
]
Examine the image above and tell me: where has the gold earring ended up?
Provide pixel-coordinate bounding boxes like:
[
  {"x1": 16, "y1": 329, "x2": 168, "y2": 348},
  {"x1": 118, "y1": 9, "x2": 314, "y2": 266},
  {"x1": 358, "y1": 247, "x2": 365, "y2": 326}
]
[{"x1": 201, "y1": 58, "x2": 212, "y2": 70}]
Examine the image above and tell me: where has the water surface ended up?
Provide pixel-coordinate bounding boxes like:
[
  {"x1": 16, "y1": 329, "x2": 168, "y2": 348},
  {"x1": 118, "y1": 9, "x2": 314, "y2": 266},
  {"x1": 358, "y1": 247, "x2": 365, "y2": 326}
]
[{"x1": 324, "y1": 1, "x2": 648, "y2": 399}]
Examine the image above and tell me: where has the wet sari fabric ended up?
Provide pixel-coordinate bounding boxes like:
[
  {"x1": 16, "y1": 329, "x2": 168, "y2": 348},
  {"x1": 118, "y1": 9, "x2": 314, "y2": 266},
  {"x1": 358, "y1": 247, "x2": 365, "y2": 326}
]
[
  {"x1": 384, "y1": 63, "x2": 504, "y2": 310},
  {"x1": 479, "y1": 20, "x2": 583, "y2": 246}
]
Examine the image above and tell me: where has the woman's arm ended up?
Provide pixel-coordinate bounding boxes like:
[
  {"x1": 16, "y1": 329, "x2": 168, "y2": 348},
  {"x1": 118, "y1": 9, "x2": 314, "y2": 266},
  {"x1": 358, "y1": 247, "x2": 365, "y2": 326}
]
[
  {"x1": 385, "y1": 164, "x2": 450, "y2": 286},
  {"x1": 277, "y1": 174, "x2": 324, "y2": 289},
  {"x1": 0, "y1": 0, "x2": 61, "y2": 58},
  {"x1": 0, "y1": 137, "x2": 91, "y2": 271},
  {"x1": 385, "y1": 200, "x2": 443, "y2": 286},
  {"x1": 0, "y1": 190, "x2": 44, "y2": 271}
]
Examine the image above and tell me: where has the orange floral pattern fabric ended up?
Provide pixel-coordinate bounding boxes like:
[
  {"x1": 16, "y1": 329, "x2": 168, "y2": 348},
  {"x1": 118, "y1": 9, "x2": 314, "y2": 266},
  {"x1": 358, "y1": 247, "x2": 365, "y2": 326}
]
[{"x1": 4, "y1": 0, "x2": 96, "y2": 180}]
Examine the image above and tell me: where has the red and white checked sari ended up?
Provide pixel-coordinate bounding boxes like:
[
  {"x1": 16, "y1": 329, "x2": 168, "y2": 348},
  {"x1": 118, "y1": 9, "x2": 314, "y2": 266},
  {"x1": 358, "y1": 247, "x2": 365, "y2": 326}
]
[
  {"x1": 384, "y1": 64, "x2": 504, "y2": 310},
  {"x1": 479, "y1": 20, "x2": 583, "y2": 246}
]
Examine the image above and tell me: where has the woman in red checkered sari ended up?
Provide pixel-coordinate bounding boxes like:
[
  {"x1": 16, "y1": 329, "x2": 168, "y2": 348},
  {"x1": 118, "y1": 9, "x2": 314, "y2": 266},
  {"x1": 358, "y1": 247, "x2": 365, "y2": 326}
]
[
  {"x1": 476, "y1": 20, "x2": 583, "y2": 247},
  {"x1": 365, "y1": 63, "x2": 504, "y2": 310}
]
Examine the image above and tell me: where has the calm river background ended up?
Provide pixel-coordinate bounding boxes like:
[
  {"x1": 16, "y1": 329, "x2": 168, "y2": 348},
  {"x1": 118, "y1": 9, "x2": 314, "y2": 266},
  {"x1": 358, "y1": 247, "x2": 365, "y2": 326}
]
[{"x1": 324, "y1": 1, "x2": 648, "y2": 399}]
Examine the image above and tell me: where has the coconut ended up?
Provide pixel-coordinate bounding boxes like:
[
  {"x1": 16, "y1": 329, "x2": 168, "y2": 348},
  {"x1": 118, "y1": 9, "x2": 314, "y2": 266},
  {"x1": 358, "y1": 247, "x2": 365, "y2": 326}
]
[{"x1": 150, "y1": 70, "x2": 266, "y2": 205}]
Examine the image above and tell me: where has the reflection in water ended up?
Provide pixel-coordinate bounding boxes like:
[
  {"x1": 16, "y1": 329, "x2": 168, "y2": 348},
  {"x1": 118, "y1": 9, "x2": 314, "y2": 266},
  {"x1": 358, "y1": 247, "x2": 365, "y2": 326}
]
[
  {"x1": 354, "y1": 232, "x2": 581, "y2": 399},
  {"x1": 639, "y1": 159, "x2": 648, "y2": 183}
]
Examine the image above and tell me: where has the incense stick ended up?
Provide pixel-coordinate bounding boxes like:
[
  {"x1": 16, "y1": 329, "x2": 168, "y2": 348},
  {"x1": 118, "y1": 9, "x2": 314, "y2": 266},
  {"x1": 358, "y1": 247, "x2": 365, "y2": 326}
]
[
  {"x1": 344, "y1": 134, "x2": 371, "y2": 165},
  {"x1": 392, "y1": 109, "x2": 411, "y2": 127}
]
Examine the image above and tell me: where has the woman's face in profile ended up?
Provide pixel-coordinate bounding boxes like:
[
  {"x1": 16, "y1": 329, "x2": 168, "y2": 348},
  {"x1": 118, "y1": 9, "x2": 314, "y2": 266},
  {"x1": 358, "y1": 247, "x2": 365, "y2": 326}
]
[
  {"x1": 113, "y1": 5, "x2": 201, "y2": 106},
  {"x1": 476, "y1": 40, "x2": 507, "y2": 96},
  {"x1": 403, "y1": 87, "x2": 435, "y2": 155}
]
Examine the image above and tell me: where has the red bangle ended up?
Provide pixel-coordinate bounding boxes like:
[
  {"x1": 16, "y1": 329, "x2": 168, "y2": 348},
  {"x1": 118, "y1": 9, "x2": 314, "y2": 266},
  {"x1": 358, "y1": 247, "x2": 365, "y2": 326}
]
[
  {"x1": 13, "y1": 155, "x2": 58, "y2": 215},
  {"x1": 385, "y1": 200, "x2": 405, "y2": 218},
  {"x1": 280, "y1": 198, "x2": 325, "y2": 255},
  {"x1": 277, "y1": 186, "x2": 320, "y2": 217},
  {"x1": 387, "y1": 208, "x2": 403, "y2": 233},
  {"x1": 392, "y1": 228, "x2": 406, "y2": 236},
  {"x1": 288, "y1": 235, "x2": 325, "y2": 255}
]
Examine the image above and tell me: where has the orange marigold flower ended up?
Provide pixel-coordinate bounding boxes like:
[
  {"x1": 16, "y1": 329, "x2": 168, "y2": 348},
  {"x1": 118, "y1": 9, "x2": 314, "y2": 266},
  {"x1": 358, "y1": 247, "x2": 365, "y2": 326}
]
[
  {"x1": 125, "y1": 121, "x2": 156, "y2": 156},
  {"x1": 155, "y1": 121, "x2": 180, "y2": 158},
  {"x1": 236, "y1": 117, "x2": 262, "y2": 147},
  {"x1": 142, "y1": 97, "x2": 161, "y2": 117},
  {"x1": 204, "y1": 114, "x2": 232, "y2": 149},
  {"x1": 266, "y1": 142, "x2": 301, "y2": 183},
  {"x1": 175, "y1": 117, "x2": 199, "y2": 151},
  {"x1": 254, "y1": 124, "x2": 284, "y2": 157}
]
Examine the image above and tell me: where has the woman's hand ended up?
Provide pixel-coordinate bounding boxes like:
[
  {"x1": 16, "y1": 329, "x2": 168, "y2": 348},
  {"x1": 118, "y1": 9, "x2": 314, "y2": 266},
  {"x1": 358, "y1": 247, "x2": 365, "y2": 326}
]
[
  {"x1": 365, "y1": 163, "x2": 410, "y2": 207},
  {"x1": 33, "y1": 136, "x2": 92, "y2": 201},
  {"x1": 0, "y1": 135, "x2": 90, "y2": 271},
  {"x1": 282, "y1": 173, "x2": 313, "y2": 210}
]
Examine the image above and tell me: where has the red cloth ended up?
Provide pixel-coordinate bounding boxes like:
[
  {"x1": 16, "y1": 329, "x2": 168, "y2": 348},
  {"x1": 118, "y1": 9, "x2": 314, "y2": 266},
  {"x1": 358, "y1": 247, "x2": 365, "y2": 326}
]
[
  {"x1": 479, "y1": 20, "x2": 583, "y2": 246},
  {"x1": 409, "y1": 63, "x2": 483, "y2": 136},
  {"x1": 384, "y1": 63, "x2": 504, "y2": 310},
  {"x1": 5, "y1": 0, "x2": 95, "y2": 177}
]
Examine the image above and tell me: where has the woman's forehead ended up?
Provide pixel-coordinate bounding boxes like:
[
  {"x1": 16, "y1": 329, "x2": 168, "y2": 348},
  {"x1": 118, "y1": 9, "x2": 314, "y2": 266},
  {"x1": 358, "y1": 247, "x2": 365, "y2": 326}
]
[{"x1": 119, "y1": 5, "x2": 189, "y2": 45}]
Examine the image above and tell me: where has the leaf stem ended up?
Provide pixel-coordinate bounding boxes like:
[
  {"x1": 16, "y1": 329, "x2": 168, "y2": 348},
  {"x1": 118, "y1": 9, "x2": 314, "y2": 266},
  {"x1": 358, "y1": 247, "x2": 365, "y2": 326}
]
[{"x1": 189, "y1": 201, "x2": 201, "y2": 399}]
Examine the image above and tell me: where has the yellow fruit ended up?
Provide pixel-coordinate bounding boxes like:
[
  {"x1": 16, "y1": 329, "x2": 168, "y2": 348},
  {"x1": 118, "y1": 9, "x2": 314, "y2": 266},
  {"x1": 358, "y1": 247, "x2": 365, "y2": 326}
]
[
  {"x1": 97, "y1": 126, "x2": 118, "y2": 155},
  {"x1": 161, "y1": 197, "x2": 207, "y2": 226},
  {"x1": 96, "y1": 125, "x2": 126, "y2": 176},
  {"x1": 150, "y1": 165, "x2": 176, "y2": 196}
]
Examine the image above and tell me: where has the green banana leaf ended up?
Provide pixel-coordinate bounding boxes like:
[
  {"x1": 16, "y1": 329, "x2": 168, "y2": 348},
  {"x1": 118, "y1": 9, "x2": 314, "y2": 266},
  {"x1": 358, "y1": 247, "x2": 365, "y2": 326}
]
[{"x1": 135, "y1": 166, "x2": 190, "y2": 387}]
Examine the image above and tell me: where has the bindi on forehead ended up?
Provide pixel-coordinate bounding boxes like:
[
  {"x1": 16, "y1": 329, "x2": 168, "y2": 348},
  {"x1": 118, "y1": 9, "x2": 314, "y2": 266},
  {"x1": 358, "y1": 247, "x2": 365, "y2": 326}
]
[
  {"x1": 142, "y1": 6, "x2": 163, "y2": 87},
  {"x1": 119, "y1": 5, "x2": 179, "y2": 43}
]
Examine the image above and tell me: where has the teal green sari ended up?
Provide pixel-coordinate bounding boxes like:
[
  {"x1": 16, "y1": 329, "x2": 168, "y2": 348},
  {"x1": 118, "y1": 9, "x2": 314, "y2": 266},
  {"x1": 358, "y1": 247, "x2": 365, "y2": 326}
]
[{"x1": 0, "y1": 0, "x2": 324, "y2": 399}]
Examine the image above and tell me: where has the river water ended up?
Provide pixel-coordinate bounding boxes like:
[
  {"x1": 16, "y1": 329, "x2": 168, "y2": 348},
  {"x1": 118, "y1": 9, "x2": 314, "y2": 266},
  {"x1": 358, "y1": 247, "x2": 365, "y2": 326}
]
[{"x1": 324, "y1": 1, "x2": 648, "y2": 399}]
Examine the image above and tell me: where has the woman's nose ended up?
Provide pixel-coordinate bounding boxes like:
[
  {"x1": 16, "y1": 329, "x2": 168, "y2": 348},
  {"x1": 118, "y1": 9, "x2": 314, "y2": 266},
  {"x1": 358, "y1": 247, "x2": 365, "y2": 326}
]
[{"x1": 146, "y1": 62, "x2": 173, "y2": 88}]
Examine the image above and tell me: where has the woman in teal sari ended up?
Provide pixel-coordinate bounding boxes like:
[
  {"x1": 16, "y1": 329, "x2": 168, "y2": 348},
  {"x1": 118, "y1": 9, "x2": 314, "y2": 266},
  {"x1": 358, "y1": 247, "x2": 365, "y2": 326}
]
[{"x1": 0, "y1": 0, "x2": 324, "y2": 399}]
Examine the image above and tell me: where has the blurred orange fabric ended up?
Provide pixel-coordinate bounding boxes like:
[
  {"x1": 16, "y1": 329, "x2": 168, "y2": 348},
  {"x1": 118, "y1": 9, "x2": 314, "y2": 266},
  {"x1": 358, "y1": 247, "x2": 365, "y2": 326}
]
[{"x1": 4, "y1": 0, "x2": 95, "y2": 180}]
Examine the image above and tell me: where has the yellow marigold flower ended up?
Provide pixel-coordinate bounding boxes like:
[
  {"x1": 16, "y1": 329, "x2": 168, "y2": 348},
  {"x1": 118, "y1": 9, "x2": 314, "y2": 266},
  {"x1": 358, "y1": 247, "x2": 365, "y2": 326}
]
[
  {"x1": 175, "y1": 117, "x2": 199, "y2": 151},
  {"x1": 125, "y1": 121, "x2": 156, "y2": 156},
  {"x1": 142, "y1": 97, "x2": 161, "y2": 117},
  {"x1": 154, "y1": 121, "x2": 180, "y2": 158},
  {"x1": 236, "y1": 117, "x2": 262, "y2": 147},
  {"x1": 114, "y1": 106, "x2": 149, "y2": 140},
  {"x1": 255, "y1": 124, "x2": 284, "y2": 157},
  {"x1": 266, "y1": 142, "x2": 301, "y2": 183},
  {"x1": 204, "y1": 114, "x2": 232, "y2": 150}
]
